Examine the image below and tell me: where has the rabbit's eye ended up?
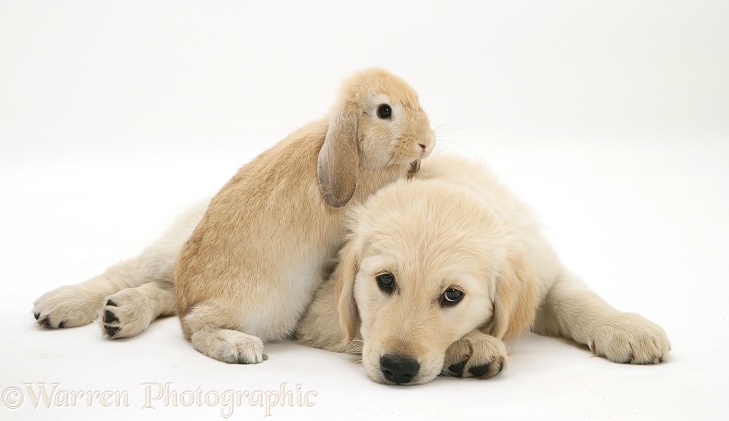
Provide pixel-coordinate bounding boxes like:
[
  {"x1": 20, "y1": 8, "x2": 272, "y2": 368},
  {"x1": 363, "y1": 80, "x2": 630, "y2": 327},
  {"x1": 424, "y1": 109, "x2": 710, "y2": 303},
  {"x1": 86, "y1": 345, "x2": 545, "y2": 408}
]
[
  {"x1": 377, "y1": 104, "x2": 392, "y2": 119},
  {"x1": 376, "y1": 272, "x2": 396, "y2": 294}
]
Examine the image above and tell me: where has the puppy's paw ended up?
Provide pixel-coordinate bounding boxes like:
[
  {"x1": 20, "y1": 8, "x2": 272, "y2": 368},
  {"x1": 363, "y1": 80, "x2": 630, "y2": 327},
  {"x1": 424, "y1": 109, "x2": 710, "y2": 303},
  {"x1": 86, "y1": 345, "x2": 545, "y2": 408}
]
[
  {"x1": 442, "y1": 330, "x2": 507, "y2": 379},
  {"x1": 100, "y1": 289, "x2": 155, "y2": 339},
  {"x1": 192, "y1": 329, "x2": 266, "y2": 364},
  {"x1": 33, "y1": 285, "x2": 104, "y2": 329},
  {"x1": 590, "y1": 312, "x2": 670, "y2": 364}
]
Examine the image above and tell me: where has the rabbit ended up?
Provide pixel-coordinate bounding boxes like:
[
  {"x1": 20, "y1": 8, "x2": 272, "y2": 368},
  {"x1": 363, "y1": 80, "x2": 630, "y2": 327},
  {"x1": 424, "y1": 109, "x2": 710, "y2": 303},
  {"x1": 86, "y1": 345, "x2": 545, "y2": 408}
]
[
  {"x1": 32, "y1": 68, "x2": 435, "y2": 364},
  {"x1": 175, "y1": 68, "x2": 434, "y2": 363},
  {"x1": 297, "y1": 155, "x2": 670, "y2": 385},
  {"x1": 175, "y1": 68, "x2": 434, "y2": 364}
]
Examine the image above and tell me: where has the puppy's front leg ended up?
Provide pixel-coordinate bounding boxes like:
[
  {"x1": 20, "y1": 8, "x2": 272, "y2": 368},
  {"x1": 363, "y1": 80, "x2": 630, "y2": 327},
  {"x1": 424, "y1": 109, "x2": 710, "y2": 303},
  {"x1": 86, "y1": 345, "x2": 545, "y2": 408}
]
[
  {"x1": 533, "y1": 269, "x2": 670, "y2": 364},
  {"x1": 442, "y1": 330, "x2": 507, "y2": 379}
]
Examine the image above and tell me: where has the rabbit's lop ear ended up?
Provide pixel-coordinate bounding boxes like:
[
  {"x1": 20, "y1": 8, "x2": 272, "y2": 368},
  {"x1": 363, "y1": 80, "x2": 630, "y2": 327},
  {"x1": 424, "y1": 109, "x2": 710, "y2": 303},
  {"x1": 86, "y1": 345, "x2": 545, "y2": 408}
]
[
  {"x1": 489, "y1": 254, "x2": 540, "y2": 341},
  {"x1": 318, "y1": 105, "x2": 360, "y2": 208}
]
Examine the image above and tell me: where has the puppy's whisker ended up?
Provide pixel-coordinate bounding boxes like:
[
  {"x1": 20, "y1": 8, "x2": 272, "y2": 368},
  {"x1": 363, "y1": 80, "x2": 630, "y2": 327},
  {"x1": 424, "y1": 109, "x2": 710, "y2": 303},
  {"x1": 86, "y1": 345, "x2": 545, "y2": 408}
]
[
  {"x1": 345, "y1": 340, "x2": 364, "y2": 365},
  {"x1": 345, "y1": 339, "x2": 364, "y2": 356}
]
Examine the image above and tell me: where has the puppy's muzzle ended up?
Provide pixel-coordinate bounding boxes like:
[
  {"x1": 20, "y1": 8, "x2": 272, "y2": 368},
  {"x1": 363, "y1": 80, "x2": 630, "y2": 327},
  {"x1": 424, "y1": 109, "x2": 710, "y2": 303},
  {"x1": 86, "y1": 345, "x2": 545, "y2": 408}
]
[{"x1": 380, "y1": 354, "x2": 420, "y2": 384}]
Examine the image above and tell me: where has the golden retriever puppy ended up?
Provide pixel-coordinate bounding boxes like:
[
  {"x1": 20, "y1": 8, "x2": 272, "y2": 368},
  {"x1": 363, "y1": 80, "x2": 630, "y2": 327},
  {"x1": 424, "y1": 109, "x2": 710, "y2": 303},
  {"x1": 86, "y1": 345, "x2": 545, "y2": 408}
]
[{"x1": 297, "y1": 154, "x2": 670, "y2": 385}]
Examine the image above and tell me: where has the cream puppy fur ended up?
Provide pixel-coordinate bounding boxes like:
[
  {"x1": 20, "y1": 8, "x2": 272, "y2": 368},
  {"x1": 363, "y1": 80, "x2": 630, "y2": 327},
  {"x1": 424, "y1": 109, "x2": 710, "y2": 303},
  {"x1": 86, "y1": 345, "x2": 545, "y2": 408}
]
[
  {"x1": 297, "y1": 155, "x2": 670, "y2": 385},
  {"x1": 33, "y1": 68, "x2": 435, "y2": 366}
]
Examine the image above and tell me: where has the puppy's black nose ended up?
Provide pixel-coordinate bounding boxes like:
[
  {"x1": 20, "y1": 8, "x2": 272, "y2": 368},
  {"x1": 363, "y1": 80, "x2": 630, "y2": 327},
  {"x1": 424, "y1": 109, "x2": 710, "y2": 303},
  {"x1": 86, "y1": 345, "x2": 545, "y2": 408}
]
[{"x1": 380, "y1": 354, "x2": 420, "y2": 384}]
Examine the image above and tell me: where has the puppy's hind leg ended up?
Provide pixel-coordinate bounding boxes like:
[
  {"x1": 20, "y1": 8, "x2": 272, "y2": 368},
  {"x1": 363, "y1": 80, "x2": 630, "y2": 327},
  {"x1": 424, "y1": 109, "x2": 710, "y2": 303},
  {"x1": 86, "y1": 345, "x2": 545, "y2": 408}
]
[
  {"x1": 101, "y1": 280, "x2": 176, "y2": 339},
  {"x1": 532, "y1": 269, "x2": 671, "y2": 364},
  {"x1": 34, "y1": 201, "x2": 207, "y2": 336},
  {"x1": 99, "y1": 238, "x2": 180, "y2": 339},
  {"x1": 33, "y1": 257, "x2": 148, "y2": 329},
  {"x1": 34, "y1": 245, "x2": 178, "y2": 334},
  {"x1": 182, "y1": 302, "x2": 266, "y2": 364}
]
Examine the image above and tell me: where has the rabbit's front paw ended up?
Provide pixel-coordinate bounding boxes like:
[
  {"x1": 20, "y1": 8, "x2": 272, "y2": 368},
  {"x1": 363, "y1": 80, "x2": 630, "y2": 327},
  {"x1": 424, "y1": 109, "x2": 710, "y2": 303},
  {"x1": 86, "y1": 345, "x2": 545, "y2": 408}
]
[{"x1": 192, "y1": 328, "x2": 267, "y2": 364}]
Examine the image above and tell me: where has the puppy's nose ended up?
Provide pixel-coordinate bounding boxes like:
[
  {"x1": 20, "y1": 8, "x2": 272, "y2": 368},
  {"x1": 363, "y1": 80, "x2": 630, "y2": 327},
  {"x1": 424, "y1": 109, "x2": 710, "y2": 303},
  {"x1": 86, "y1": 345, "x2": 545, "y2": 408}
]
[{"x1": 380, "y1": 354, "x2": 420, "y2": 384}]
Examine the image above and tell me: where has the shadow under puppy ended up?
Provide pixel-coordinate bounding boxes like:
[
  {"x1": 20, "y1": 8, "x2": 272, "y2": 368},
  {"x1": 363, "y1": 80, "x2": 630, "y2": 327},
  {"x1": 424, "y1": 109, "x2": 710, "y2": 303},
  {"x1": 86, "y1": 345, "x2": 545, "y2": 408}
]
[
  {"x1": 297, "y1": 154, "x2": 671, "y2": 385},
  {"x1": 32, "y1": 68, "x2": 435, "y2": 365}
]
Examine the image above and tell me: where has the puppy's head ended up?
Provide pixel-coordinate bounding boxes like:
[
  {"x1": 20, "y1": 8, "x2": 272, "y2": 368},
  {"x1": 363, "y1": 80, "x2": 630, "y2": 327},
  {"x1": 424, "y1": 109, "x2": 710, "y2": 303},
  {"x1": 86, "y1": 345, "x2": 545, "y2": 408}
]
[{"x1": 334, "y1": 179, "x2": 539, "y2": 385}]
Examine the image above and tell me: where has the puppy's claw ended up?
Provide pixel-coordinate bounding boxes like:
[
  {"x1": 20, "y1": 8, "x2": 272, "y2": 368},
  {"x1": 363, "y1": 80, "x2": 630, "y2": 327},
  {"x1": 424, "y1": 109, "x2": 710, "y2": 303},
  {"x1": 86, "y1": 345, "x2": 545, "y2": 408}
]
[
  {"x1": 468, "y1": 364, "x2": 490, "y2": 378},
  {"x1": 37, "y1": 316, "x2": 52, "y2": 328},
  {"x1": 105, "y1": 325, "x2": 120, "y2": 337},
  {"x1": 448, "y1": 361, "x2": 466, "y2": 377},
  {"x1": 103, "y1": 310, "x2": 118, "y2": 323}
]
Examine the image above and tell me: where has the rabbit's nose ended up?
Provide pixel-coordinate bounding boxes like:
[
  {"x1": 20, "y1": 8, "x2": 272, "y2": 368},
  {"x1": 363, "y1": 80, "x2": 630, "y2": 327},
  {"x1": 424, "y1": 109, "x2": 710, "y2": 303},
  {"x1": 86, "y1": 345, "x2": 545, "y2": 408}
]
[{"x1": 418, "y1": 143, "x2": 432, "y2": 159}]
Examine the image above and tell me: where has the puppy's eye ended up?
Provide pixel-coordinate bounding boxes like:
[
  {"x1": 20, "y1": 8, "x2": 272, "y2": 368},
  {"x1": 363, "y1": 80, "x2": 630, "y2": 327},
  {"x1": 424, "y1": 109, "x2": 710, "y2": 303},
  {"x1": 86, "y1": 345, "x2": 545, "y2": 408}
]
[
  {"x1": 441, "y1": 288, "x2": 464, "y2": 306},
  {"x1": 376, "y1": 272, "x2": 396, "y2": 293},
  {"x1": 377, "y1": 104, "x2": 392, "y2": 119}
]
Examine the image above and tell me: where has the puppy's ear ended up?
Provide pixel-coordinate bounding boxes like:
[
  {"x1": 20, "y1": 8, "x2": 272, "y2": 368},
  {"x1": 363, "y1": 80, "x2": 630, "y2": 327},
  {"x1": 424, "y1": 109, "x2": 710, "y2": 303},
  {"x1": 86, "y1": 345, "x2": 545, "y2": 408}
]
[
  {"x1": 334, "y1": 240, "x2": 361, "y2": 342},
  {"x1": 489, "y1": 254, "x2": 540, "y2": 341},
  {"x1": 318, "y1": 105, "x2": 360, "y2": 208}
]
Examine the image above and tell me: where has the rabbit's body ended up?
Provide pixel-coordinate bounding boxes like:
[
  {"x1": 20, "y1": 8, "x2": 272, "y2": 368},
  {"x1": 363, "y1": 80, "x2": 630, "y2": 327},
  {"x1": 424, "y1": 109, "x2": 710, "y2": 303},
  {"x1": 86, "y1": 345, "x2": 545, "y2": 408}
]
[{"x1": 175, "y1": 120, "x2": 337, "y2": 344}]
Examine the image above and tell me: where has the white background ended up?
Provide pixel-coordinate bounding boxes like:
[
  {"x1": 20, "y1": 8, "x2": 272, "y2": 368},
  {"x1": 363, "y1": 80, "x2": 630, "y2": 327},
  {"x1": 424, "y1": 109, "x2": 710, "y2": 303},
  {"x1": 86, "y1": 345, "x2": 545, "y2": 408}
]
[{"x1": 1, "y1": 1, "x2": 728, "y2": 420}]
